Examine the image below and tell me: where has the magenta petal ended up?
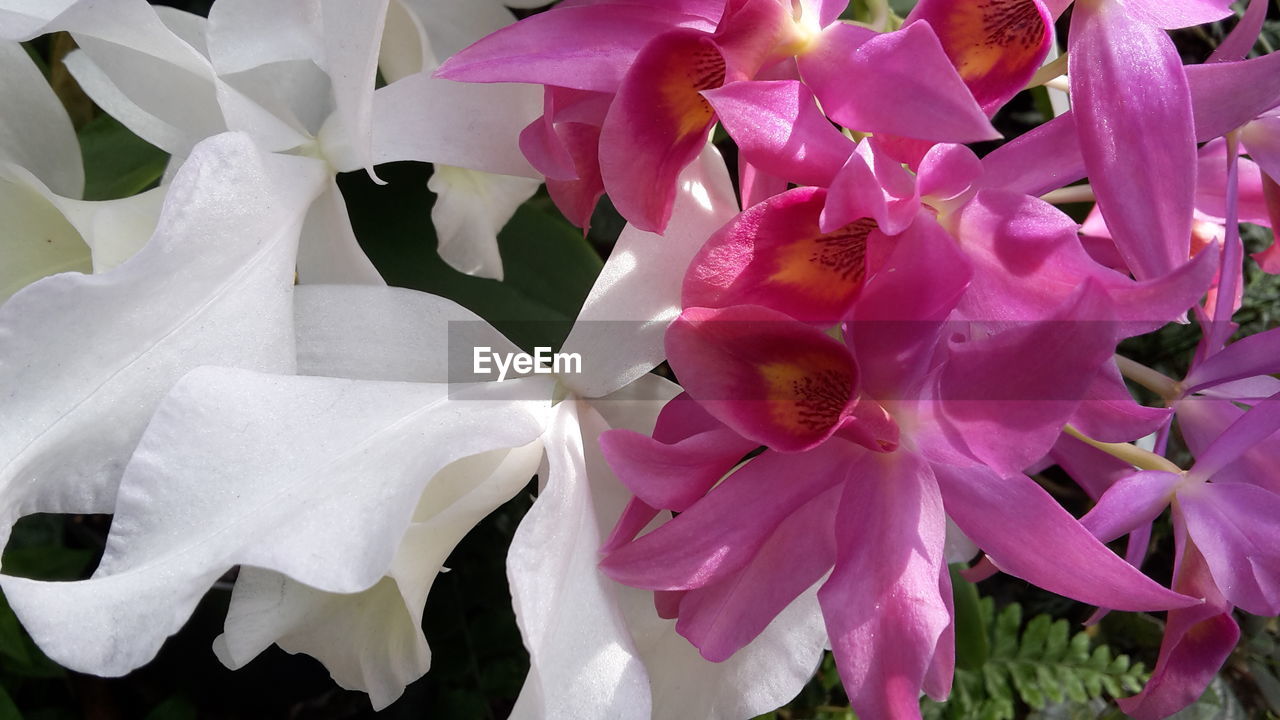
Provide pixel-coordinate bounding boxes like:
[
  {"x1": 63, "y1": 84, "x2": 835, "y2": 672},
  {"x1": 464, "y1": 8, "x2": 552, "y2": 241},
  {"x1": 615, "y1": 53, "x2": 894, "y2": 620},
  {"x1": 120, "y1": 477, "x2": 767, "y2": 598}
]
[
  {"x1": 940, "y1": 282, "x2": 1117, "y2": 476},
  {"x1": 1070, "y1": 361, "x2": 1172, "y2": 443},
  {"x1": 599, "y1": 425, "x2": 757, "y2": 511},
  {"x1": 683, "y1": 188, "x2": 877, "y2": 325},
  {"x1": 1242, "y1": 115, "x2": 1280, "y2": 183},
  {"x1": 923, "y1": 564, "x2": 956, "y2": 702},
  {"x1": 598, "y1": 29, "x2": 725, "y2": 232},
  {"x1": 435, "y1": 4, "x2": 717, "y2": 91},
  {"x1": 666, "y1": 304, "x2": 861, "y2": 450},
  {"x1": 545, "y1": 122, "x2": 605, "y2": 229},
  {"x1": 676, "y1": 483, "x2": 840, "y2": 661},
  {"x1": 702, "y1": 80, "x2": 854, "y2": 187},
  {"x1": 738, "y1": 160, "x2": 789, "y2": 209},
  {"x1": 1208, "y1": 0, "x2": 1269, "y2": 62},
  {"x1": 1070, "y1": 4, "x2": 1196, "y2": 281},
  {"x1": 933, "y1": 462, "x2": 1198, "y2": 610},
  {"x1": 823, "y1": 140, "x2": 920, "y2": 235},
  {"x1": 847, "y1": 216, "x2": 972, "y2": 400},
  {"x1": 1120, "y1": 536, "x2": 1239, "y2": 720},
  {"x1": 1184, "y1": 326, "x2": 1280, "y2": 393},
  {"x1": 799, "y1": 0, "x2": 849, "y2": 27},
  {"x1": 1050, "y1": 434, "x2": 1142, "y2": 501},
  {"x1": 1189, "y1": 391, "x2": 1280, "y2": 480},
  {"x1": 800, "y1": 21, "x2": 998, "y2": 142},
  {"x1": 1179, "y1": 481, "x2": 1280, "y2": 615},
  {"x1": 917, "y1": 143, "x2": 983, "y2": 203},
  {"x1": 982, "y1": 50, "x2": 1280, "y2": 198},
  {"x1": 1122, "y1": 0, "x2": 1233, "y2": 30},
  {"x1": 954, "y1": 189, "x2": 1213, "y2": 335},
  {"x1": 820, "y1": 452, "x2": 949, "y2": 720},
  {"x1": 906, "y1": 0, "x2": 1053, "y2": 113},
  {"x1": 600, "y1": 496, "x2": 662, "y2": 554},
  {"x1": 599, "y1": 443, "x2": 858, "y2": 590},
  {"x1": 1171, "y1": 396, "x2": 1280, "y2": 497},
  {"x1": 1080, "y1": 470, "x2": 1179, "y2": 543}
]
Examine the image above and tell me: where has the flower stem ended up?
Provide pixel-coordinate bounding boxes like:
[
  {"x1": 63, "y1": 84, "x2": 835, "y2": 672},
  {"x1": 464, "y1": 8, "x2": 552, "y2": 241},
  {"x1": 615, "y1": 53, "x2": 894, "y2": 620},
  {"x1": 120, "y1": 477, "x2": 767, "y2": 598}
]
[
  {"x1": 1063, "y1": 425, "x2": 1183, "y2": 474},
  {"x1": 1114, "y1": 355, "x2": 1180, "y2": 401}
]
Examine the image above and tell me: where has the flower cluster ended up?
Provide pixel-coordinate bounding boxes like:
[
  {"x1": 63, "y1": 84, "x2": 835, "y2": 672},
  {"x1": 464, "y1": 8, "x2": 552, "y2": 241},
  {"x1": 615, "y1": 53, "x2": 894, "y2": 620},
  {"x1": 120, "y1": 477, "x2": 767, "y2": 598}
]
[{"x1": 1, "y1": 0, "x2": 1279, "y2": 718}]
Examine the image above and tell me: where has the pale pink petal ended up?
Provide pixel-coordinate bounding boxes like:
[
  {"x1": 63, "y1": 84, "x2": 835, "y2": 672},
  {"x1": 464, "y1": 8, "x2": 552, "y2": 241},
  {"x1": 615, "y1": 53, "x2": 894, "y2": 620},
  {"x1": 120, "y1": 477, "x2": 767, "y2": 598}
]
[
  {"x1": 1080, "y1": 470, "x2": 1180, "y2": 542},
  {"x1": 1179, "y1": 480, "x2": 1280, "y2": 615}
]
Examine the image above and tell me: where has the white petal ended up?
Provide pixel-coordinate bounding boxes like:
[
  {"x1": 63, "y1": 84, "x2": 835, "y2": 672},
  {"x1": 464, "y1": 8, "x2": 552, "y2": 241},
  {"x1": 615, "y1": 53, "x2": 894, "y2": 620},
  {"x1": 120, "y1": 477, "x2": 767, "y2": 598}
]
[
  {"x1": 206, "y1": 0, "x2": 323, "y2": 75},
  {"x1": 0, "y1": 133, "x2": 325, "y2": 544},
  {"x1": 5, "y1": 164, "x2": 164, "y2": 273},
  {"x1": 315, "y1": 0, "x2": 390, "y2": 175},
  {"x1": 559, "y1": 144, "x2": 737, "y2": 399},
  {"x1": 215, "y1": 441, "x2": 543, "y2": 710},
  {"x1": 295, "y1": 284, "x2": 518, "y2": 382},
  {"x1": 0, "y1": 0, "x2": 77, "y2": 40},
  {"x1": 379, "y1": 0, "x2": 431, "y2": 82},
  {"x1": 297, "y1": 179, "x2": 385, "y2": 284},
  {"x1": 428, "y1": 165, "x2": 541, "y2": 280},
  {"x1": 509, "y1": 400, "x2": 652, "y2": 720},
  {"x1": 621, "y1": 583, "x2": 827, "y2": 720},
  {"x1": 371, "y1": 73, "x2": 540, "y2": 177},
  {"x1": 0, "y1": 369, "x2": 552, "y2": 676},
  {"x1": 0, "y1": 42, "x2": 82, "y2": 197},
  {"x1": 398, "y1": 0, "x2": 515, "y2": 63},
  {"x1": 0, "y1": 168, "x2": 90, "y2": 302}
]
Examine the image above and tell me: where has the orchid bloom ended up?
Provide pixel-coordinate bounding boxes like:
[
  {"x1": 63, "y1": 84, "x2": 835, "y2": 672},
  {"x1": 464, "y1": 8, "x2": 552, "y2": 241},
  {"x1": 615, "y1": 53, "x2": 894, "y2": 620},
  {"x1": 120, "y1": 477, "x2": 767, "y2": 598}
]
[
  {"x1": 599, "y1": 202, "x2": 1204, "y2": 716},
  {"x1": 1, "y1": 0, "x2": 545, "y2": 283},
  {"x1": 437, "y1": 0, "x2": 1012, "y2": 230}
]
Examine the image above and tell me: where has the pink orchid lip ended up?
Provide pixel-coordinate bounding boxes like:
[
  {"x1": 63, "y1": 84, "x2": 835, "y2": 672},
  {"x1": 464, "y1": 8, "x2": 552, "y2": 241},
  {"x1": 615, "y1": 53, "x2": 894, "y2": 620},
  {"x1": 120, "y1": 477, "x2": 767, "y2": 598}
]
[
  {"x1": 905, "y1": 0, "x2": 1053, "y2": 114},
  {"x1": 665, "y1": 304, "x2": 870, "y2": 452},
  {"x1": 682, "y1": 186, "x2": 879, "y2": 326}
]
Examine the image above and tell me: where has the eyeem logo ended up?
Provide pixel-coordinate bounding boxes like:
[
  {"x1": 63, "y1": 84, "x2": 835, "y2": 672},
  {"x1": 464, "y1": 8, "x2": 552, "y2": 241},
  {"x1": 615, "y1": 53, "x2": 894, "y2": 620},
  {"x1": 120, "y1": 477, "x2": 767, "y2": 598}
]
[{"x1": 473, "y1": 346, "x2": 583, "y2": 381}]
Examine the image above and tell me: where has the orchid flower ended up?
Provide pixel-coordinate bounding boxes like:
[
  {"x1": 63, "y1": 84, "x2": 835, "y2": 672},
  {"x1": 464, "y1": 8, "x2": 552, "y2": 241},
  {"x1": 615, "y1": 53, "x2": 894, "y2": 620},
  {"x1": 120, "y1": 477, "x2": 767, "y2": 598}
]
[
  {"x1": 438, "y1": 0, "x2": 1003, "y2": 230},
  {"x1": 1, "y1": 0, "x2": 544, "y2": 283},
  {"x1": 600, "y1": 207, "x2": 1202, "y2": 717}
]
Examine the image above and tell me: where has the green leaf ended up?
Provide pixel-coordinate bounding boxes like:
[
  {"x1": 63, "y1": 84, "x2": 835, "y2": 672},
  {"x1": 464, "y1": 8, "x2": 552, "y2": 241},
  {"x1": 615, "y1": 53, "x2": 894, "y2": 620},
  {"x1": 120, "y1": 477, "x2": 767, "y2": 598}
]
[
  {"x1": 144, "y1": 696, "x2": 196, "y2": 720},
  {"x1": 950, "y1": 565, "x2": 989, "y2": 671},
  {"x1": 1018, "y1": 615, "x2": 1052, "y2": 661},
  {"x1": 339, "y1": 163, "x2": 603, "y2": 353},
  {"x1": 78, "y1": 113, "x2": 169, "y2": 201},
  {"x1": 0, "y1": 685, "x2": 21, "y2": 720}
]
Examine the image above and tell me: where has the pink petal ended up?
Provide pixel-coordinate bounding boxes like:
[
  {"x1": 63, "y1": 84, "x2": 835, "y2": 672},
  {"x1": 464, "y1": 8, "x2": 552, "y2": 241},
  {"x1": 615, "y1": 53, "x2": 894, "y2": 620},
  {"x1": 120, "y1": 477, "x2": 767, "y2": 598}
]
[
  {"x1": 682, "y1": 187, "x2": 876, "y2": 326},
  {"x1": 738, "y1": 160, "x2": 789, "y2": 209},
  {"x1": 819, "y1": 452, "x2": 950, "y2": 720},
  {"x1": 939, "y1": 281, "x2": 1118, "y2": 476},
  {"x1": 1189, "y1": 391, "x2": 1280, "y2": 481},
  {"x1": 1070, "y1": 361, "x2": 1173, "y2": 443},
  {"x1": 545, "y1": 122, "x2": 605, "y2": 229},
  {"x1": 906, "y1": 0, "x2": 1053, "y2": 113},
  {"x1": 1241, "y1": 115, "x2": 1280, "y2": 184},
  {"x1": 1069, "y1": 3, "x2": 1196, "y2": 281},
  {"x1": 1179, "y1": 480, "x2": 1280, "y2": 615},
  {"x1": 1122, "y1": 0, "x2": 1233, "y2": 29},
  {"x1": 702, "y1": 80, "x2": 853, "y2": 187},
  {"x1": 665, "y1": 304, "x2": 860, "y2": 451},
  {"x1": 434, "y1": 3, "x2": 717, "y2": 92},
  {"x1": 675, "y1": 483, "x2": 840, "y2": 661},
  {"x1": 1207, "y1": 0, "x2": 1269, "y2": 62},
  {"x1": 846, "y1": 216, "x2": 972, "y2": 400},
  {"x1": 1120, "y1": 534, "x2": 1239, "y2": 720},
  {"x1": 822, "y1": 140, "x2": 920, "y2": 235},
  {"x1": 599, "y1": 424, "x2": 758, "y2": 512},
  {"x1": 1185, "y1": 327, "x2": 1280, "y2": 393},
  {"x1": 599, "y1": 29, "x2": 725, "y2": 231},
  {"x1": 954, "y1": 189, "x2": 1214, "y2": 335},
  {"x1": 1050, "y1": 434, "x2": 1143, "y2": 500},
  {"x1": 799, "y1": 21, "x2": 998, "y2": 143},
  {"x1": 917, "y1": 143, "x2": 984, "y2": 204},
  {"x1": 1080, "y1": 470, "x2": 1179, "y2": 543},
  {"x1": 932, "y1": 462, "x2": 1199, "y2": 610},
  {"x1": 599, "y1": 442, "x2": 859, "y2": 590}
]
